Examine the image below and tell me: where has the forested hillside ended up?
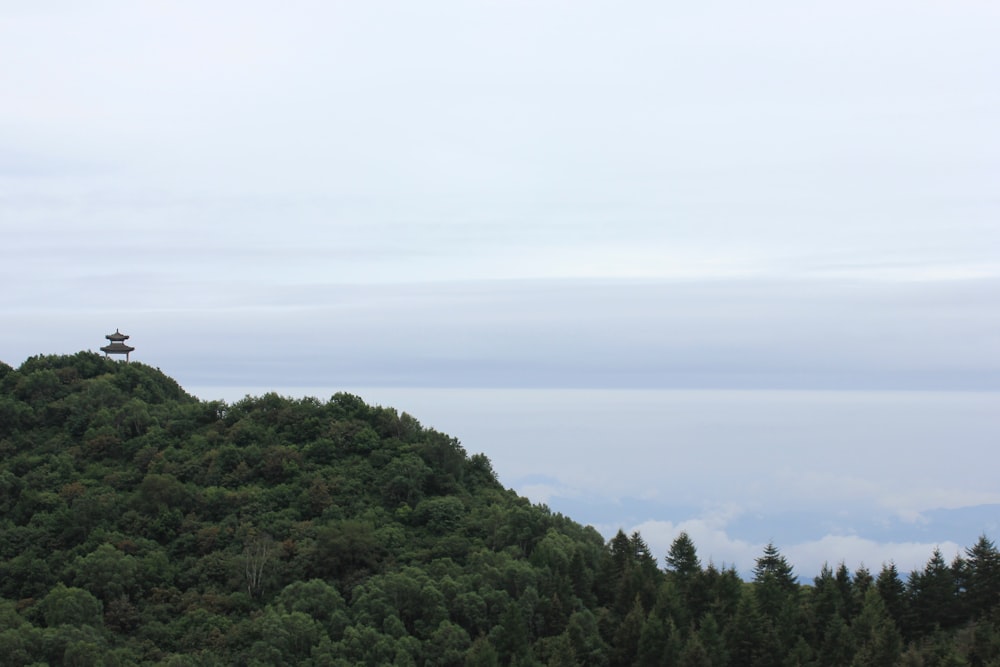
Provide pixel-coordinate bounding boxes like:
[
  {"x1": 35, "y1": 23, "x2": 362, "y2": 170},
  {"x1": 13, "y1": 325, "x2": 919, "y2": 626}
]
[{"x1": 1, "y1": 353, "x2": 998, "y2": 666}]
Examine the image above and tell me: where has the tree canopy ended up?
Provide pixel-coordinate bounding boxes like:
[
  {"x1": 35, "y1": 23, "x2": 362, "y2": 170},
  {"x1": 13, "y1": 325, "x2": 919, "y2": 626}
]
[{"x1": 0, "y1": 352, "x2": 996, "y2": 665}]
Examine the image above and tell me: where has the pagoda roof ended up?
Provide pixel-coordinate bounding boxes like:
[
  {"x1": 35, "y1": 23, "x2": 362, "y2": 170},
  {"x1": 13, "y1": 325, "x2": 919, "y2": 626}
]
[
  {"x1": 105, "y1": 329, "x2": 130, "y2": 341},
  {"x1": 101, "y1": 342, "x2": 135, "y2": 353}
]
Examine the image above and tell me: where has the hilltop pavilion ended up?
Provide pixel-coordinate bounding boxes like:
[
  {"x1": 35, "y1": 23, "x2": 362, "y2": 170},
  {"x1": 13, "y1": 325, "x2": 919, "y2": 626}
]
[{"x1": 101, "y1": 329, "x2": 135, "y2": 361}]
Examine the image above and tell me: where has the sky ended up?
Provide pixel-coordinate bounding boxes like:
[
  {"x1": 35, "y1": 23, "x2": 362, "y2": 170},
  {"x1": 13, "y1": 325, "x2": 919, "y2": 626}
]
[{"x1": 2, "y1": 1, "x2": 999, "y2": 577}]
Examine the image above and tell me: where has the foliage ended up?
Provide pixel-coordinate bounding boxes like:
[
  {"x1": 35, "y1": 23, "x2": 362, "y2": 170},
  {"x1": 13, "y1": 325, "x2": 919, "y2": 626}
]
[{"x1": 0, "y1": 352, "x2": 997, "y2": 664}]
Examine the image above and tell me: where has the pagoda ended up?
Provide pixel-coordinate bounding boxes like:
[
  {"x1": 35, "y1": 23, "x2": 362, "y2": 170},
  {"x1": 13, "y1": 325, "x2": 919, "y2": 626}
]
[{"x1": 101, "y1": 329, "x2": 135, "y2": 361}]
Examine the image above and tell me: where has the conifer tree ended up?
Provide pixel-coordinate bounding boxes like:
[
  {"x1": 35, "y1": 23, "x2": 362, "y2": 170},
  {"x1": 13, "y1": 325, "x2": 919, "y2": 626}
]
[
  {"x1": 851, "y1": 589, "x2": 903, "y2": 667},
  {"x1": 753, "y1": 542, "x2": 797, "y2": 591},
  {"x1": 813, "y1": 563, "x2": 844, "y2": 625},
  {"x1": 753, "y1": 542, "x2": 798, "y2": 619},
  {"x1": 666, "y1": 532, "x2": 707, "y2": 622},
  {"x1": 908, "y1": 548, "x2": 960, "y2": 635},
  {"x1": 612, "y1": 595, "x2": 646, "y2": 667},
  {"x1": 702, "y1": 561, "x2": 743, "y2": 624},
  {"x1": 835, "y1": 562, "x2": 855, "y2": 618},
  {"x1": 666, "y1": 532, "x2": 701, "y2": 578},
  {"x1": 695, "y1": 612, "x2": 729, "y2": 666},
  {"x1": 816, "y1": 613, "x2": 855, "y2": 667},
  {"x1": 544, "y1": 632, "x2": 577, "y2": 667},
  {"x1": 752, "y1": 542, "x2": 802, "y2": 659},
  {"x1": 636, "y1": 613, "x2": 679, "y2": 667},
  {"x1": 728, "y1": 593, "x2": 766, "y2": 667},
  {"x1": 964, "y1": 535, "x2": 1000, "y2": 619},
  {"x1": 852, "y1": 565, "x2": 874, "y2": 616},
  {"x1": 677, "y1": 631, "x2": 712, "y2": 667},
  {"x1": 875, "y1": 561, "x2": 908, "y2": 634}
]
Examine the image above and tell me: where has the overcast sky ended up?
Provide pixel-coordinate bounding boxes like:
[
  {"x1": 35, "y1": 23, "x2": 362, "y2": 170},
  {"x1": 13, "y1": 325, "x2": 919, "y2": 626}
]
[
  {"x1": 2, "y1": 1, "x2": 999, "y2": 574},
  {"x1": 2, "y1": 0, "x2": 998, "y2": 388}
]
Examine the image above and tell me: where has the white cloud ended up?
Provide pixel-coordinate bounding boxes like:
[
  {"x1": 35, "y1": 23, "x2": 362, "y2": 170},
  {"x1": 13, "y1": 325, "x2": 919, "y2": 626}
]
[
  {"x1": 631, "y1": 515, "x2": 964, "y2": 579},
  {"x1": 784, "y1": 535, "x2": 963, "y2": 580},
  {"x1": 629, "y1": 517, "x2": 760, "y2": 573},
  {"x1": 880, "y1": 489, "x2": 1000, "y2": 523},
  {"x1": 516, "y1": 483, "x2": 576, "y2": 507}
]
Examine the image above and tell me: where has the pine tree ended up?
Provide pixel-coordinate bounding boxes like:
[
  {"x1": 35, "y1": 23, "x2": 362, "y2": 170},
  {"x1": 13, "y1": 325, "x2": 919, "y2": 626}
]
[
  {"x1": 752, "y1": 542, "x2": 802, "y2": 660},
  {"x1": 834, "y1": 562, "x2": 855, "y2": 619},
  {"x1": 545, "y1": 632, "x2": 577, "y2": 667},
  {"x1": 603, "y1": 529, "x2": 661, "y2": 619},
  {"x1": 817, "y1": 613, "x2": 855, "y2": 667},
  {"x1": 909, "y1": 548, "x2": 961, "y2": 636},
  {"x1": 852, "y1": 565, "x2": 874, "y2": 617},
  {"x1": 612, "y1": 595, "x2": 647, "y2": 667},
  {"x1": 964, "y1": 535, "x2": 1000, "y2": 620},
  {"x1": 678, "y1": 632, "x2": 712, "y2": 667},
  {"x1": 494, "y1": 602, "x2": 530, "y2": 663},
  {"x1": 695, "y1": 612, "x2": 729, "y2": 666},
  {"x1": 666, "y1": 532, "x2": 707, "y2": 623},
  {"x1": 875, "y1": 561, "x2": 908, "y2": 634},
  {"x1": 813, "y1": 563, "x2": 844, "y2": 625},
  {"x1": 753, "y1": 542, "x2": 798, "y2": 620},
  {"x1": 851, "y1": 589, "x2": 903, "y2": 667},
  {"x1": 728, "y1": 592, "x2": 766, "y2": 667},
  {"x1": 753, "y1": 542, "x2": 797, "y2": 591},
  {"x1": 703, "y1": 561, "x2": 743, "y2": 625},
  {"x1": 666, "y1": 532, "x2": 701, "y2": 578},
  {"x1": 636, "y1": 613, "x2": 680, "y2": 667}
]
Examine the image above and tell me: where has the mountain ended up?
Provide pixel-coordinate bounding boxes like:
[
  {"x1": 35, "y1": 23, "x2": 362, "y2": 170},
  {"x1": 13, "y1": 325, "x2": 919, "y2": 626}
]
[{"x1": 0, "y1": 352, "x2": 997, "y2": 666}]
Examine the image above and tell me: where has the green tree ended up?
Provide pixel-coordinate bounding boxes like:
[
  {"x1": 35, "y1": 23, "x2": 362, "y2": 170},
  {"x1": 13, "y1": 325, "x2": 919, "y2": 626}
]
[
  {"x1": 566, "y1": 609, "x2": 610, "y2": 666},
  {"x1": 876, "y1": 561, "x2": 908, "y2": 633},
  {"x1": 493, "y1": 601, "x2": 530, "y2": 664},
  {"x1": 701, "y1": 561, "x2": 743, "y2": 624},
  {"x1": 274, "y1": 579, "x2": 348, "y2": 638},
  {"x1": 602, "y1": 531, "x2": 660, "y2": 621},
  {"x1": 254, "y1": 607, "x2": 322, "y2": 665},
  {"x1": 813, "y1": 563, "x2": 845, "y2": 626},
  {"x1": 313, "y1": 519, "x2": 384, "y2": 582},
  {"x1": 753, "y1": 542, "x2": 797, "y2": 591},
  {"x1": 72, "y1": 543, "x2": 139, "y2": 602},
  {"x1": 695, "y1": 613, "x2": 729, "y2": 667},
  {"x1": 752, "y1": 541, "x2": 800, "y2": 655},
  {"x1": 543, "y1": 632, "x2": 578, "y2": 667},
  {"x1": 465, "y1": 636, "x2": 501, "y2": 667},
  {"x1": 380, "y1": 453, "x2": 432, "y2": 506},
  {"x1": 424, "y1": 620, "x2": 471, "y2": 666},
  {"x1": 816, "y1": 612, "x2": 855, "y2": 667},
  {"x1": 38, "y1": 584, "x2": 103, "y2": 628},
  {"x1": 612, "y1": 595, "x2": 646, "y2": 667},
  {"x1": 964, "y1": 535, "x2": 1000, "y2": 620},
  {"x1": 834, "y1": 562, "x2": 856, "y2": 619},
  {"x1": 352, "y1": 567, "x2": 448, "y2": 639},
  {"x1": 666, "y1": 532, "x2": 701, "y2": 578},
  {"x1": 727, "y1": 592, "x2": 770, "y2": 667},
  {"x1": 908, "y1": 547, "x2": 960, "y2": 636},
  {"x1": 851, "y1": 588, "x2": 903, "y2": 667},
  {"x1": 636, "y1": 613, "x2": 679, "y2": 667},
  {"x1": 413, "y1": 496, "x2": 467, "y2": 534},
  {"x1": 677, "y1": 632, "x2": 712, "y2": 667},
  {"x1": 665, "y1": 532, "x2": 708, "y2": 623},
  {"x1": 0, "y1": 598, "x2": 41, "y2": 665}
]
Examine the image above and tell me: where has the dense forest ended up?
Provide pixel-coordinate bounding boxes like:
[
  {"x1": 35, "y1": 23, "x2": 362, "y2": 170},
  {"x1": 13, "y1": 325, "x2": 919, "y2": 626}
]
[{"x1": 1, "y1": 352, "x2": 998, "y2": 666}]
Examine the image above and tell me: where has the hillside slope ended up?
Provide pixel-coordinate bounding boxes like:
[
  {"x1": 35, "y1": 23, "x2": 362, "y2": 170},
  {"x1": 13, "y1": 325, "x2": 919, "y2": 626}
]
[{"x1": 0, "y1": 353, "x2": 998, "y2": 666}]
